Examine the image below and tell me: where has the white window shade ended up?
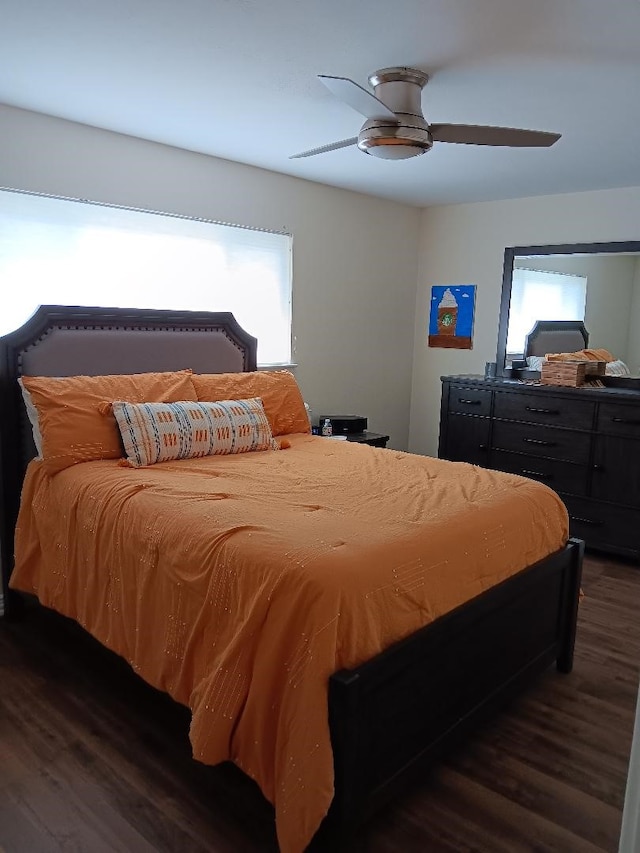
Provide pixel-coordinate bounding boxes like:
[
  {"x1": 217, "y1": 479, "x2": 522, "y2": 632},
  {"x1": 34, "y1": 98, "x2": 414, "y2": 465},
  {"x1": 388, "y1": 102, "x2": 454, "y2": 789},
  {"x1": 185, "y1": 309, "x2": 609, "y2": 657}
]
[
  {"x1": 508, "y1": 268, "x2": 587, "y2": 355},
  {"x1": 0, "y1": 189, "x2": 292, "y2": 366}
]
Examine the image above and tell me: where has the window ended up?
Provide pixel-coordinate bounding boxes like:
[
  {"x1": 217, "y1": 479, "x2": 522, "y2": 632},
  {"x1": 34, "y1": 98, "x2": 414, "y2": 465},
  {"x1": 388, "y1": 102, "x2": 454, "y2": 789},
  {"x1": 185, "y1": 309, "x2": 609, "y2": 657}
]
[
  {"x1": 0, "y1": 189, "x2": 292, "y2": 366},
  {"x1": 507, "y1": 267, "x2": 587, "y2": 355}
]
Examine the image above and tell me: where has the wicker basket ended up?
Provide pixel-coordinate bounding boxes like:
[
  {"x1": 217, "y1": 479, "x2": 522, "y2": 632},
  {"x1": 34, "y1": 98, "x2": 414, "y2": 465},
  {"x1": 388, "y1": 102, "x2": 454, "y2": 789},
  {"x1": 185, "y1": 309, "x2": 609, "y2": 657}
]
[{"x1": 541, "y1": 360, "x2": 606, "y2": 387}]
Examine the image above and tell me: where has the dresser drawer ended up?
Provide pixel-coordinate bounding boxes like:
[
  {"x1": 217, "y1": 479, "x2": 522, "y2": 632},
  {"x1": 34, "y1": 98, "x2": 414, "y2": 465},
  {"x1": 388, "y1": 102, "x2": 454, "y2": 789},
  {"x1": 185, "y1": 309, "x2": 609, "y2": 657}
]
[
  {"x1": 592, "y1": 435, "x2": 640, "y2": 508},
  {"x1": 494, "y1": 390, "x2": 594, "y2": 430},
  {"x1": 448, "y1": 386, "x2": 492, "y2": 416},
  {"x1": 561, "y1": 494, "x2": 640, "y2": 557},
  {"x1": 492, "y1": 420, "x2": 591, "y2": 464},
  {"x1": 491, "y1": 449, "x2": 588, "y2": 496},
  {"x1": 443, "y1": 412, "x2": 491, "y2": 466},
  {"x1": 596, "y1": 402, "x2": 640, "y2": 438}
]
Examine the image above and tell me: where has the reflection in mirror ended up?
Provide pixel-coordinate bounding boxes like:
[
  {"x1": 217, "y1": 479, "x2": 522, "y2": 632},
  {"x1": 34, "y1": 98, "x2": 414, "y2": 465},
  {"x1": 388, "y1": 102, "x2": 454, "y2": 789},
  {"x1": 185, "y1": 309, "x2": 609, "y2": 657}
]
[
  {"x1": 496, "y1": 242, "x2": 640, "y2": 378},
  {"x1": 507, "y1": 267, "x2": 587, "y2": 356}
]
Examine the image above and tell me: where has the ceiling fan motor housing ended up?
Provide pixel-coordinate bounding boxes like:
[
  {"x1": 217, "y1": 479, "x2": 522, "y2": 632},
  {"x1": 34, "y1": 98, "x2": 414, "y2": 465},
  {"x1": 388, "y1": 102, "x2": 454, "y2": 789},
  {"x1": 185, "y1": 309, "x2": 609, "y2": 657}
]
[{"x1": 357, "y1": 67, "x2": 433, "y2": 159}]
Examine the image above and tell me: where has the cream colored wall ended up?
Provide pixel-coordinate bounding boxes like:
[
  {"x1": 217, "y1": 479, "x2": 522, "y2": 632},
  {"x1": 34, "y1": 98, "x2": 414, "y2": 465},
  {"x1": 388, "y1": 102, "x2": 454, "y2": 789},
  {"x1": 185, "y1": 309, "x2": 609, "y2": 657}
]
[
  {"x1": 619, "y1": 682, "x2": 640, "y2": 853},
  {"x1": 0, "y1": 104, "x2": 420, "y2": 450},
  {"x1": 410, "y1": 187, "x2": 640, "y2": 457}
]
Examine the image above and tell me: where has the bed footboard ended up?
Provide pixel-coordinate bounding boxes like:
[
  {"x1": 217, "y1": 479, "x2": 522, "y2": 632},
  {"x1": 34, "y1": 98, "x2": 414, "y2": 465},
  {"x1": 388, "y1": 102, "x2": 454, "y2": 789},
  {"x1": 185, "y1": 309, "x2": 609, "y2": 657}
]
[{"x1": 327, "y1": 537, "x2": 584, "y2": 833}]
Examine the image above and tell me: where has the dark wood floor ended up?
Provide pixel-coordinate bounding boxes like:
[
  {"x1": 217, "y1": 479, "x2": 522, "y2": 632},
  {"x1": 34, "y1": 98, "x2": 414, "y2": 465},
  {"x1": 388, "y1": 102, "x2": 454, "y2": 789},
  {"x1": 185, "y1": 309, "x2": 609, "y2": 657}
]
[{"x1": 1, "y1": 552, "x2": 639, "y2": 853}]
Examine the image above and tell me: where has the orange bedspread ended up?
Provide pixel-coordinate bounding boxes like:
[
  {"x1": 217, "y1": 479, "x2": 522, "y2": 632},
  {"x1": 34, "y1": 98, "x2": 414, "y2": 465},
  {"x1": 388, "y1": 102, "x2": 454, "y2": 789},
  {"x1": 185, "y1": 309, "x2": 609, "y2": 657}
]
[{"x1": 11, "y1": 436, "x2": 568, "y2": 852}]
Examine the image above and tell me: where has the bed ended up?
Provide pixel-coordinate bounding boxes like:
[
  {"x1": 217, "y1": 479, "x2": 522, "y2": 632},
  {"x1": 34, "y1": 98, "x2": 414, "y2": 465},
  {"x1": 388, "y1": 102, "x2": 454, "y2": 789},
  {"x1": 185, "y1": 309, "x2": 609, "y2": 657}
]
[{"x1": 0, "y1": 305, "x2": 583, "y2": 853}]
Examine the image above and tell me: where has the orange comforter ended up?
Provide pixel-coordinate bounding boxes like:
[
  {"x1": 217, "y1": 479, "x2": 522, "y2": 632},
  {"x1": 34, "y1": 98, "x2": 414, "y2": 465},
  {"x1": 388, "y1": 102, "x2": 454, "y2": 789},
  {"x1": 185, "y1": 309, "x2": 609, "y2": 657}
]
[{"x1": 11, "y1": 436, "x2": 568, "y2": 852}]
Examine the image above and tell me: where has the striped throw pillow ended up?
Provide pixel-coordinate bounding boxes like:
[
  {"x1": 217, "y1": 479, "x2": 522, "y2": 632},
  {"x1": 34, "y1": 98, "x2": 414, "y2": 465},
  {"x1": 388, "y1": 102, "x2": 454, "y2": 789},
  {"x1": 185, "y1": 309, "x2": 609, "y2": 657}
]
[{"x1": 112, "y1": 398, "x2": 279, "y2": 467}]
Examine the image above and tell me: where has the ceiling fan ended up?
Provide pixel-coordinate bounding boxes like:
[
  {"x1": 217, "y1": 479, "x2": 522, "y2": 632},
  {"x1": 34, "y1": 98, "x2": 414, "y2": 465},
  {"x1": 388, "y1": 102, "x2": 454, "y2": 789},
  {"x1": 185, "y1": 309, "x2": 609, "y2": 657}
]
[{"x1": 291, "y1": 67, "x2": 561, "y2": 161}]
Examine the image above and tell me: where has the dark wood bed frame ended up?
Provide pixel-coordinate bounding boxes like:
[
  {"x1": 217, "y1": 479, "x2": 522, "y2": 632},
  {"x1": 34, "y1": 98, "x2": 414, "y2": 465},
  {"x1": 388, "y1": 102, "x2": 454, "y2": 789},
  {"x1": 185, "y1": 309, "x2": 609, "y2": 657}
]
[{"x1": 0, "y1": 305, "x2": 584, "y2": 845}]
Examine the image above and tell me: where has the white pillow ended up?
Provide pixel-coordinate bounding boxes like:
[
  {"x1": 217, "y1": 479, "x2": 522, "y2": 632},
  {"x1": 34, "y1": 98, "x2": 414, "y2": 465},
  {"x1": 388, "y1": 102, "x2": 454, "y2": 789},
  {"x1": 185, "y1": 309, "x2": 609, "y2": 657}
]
[
  {"x1": 605, "y1": 359, "x2": 631, "y2": 376},
  {"x1": 18, "y1": 377, "x2": 43, "y2": 458},
  {"x1": 526, "y1": 355, "x2": 546, "y2": 372}
]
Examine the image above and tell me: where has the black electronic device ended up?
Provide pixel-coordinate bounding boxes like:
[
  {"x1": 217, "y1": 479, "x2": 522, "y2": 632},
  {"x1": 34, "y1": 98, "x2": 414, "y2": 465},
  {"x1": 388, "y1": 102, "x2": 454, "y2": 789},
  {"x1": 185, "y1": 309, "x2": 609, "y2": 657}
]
[{"x1": 317, "y1": 415, "x2": 367, "y2": 435}]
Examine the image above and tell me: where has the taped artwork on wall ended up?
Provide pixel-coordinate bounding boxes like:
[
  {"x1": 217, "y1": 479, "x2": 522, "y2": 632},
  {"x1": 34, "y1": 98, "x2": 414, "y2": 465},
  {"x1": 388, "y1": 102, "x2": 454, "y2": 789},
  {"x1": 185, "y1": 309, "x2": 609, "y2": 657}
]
[{"x1": 428, "y1": 285, "x2": 476, "y2": 349}]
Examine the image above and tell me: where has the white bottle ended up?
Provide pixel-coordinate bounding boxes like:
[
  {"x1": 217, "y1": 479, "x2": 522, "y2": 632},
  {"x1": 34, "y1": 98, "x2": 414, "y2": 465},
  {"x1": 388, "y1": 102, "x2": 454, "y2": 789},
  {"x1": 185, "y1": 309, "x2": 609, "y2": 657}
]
[{"x1": 322, "y1": 418, "x2": 333, "y2": 437}]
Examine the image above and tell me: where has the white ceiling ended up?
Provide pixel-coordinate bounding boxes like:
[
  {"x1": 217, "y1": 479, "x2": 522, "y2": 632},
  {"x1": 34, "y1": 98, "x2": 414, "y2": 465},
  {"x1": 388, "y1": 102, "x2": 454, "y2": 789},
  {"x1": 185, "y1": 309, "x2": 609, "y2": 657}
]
[{"x1": 2, "y1": 0, "x2": 640, "y2": 207}]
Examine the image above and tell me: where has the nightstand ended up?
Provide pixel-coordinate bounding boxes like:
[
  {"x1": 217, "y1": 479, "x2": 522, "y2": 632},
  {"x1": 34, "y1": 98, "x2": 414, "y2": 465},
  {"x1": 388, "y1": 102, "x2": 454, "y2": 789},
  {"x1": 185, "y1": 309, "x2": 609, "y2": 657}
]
[{"x1": 345, "y1": 431, "x2": 389, "y2": 448}]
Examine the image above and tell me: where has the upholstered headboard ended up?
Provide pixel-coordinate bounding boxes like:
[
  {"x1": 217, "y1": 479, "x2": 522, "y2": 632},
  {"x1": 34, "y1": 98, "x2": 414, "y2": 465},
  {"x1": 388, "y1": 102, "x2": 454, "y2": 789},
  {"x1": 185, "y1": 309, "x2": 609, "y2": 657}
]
[
  {"x1": 524, "y1": 320, "x2": 589, "y2": 358},
  {"x1": 0, "y1": 305, "x2": 257, "y2": 616}
]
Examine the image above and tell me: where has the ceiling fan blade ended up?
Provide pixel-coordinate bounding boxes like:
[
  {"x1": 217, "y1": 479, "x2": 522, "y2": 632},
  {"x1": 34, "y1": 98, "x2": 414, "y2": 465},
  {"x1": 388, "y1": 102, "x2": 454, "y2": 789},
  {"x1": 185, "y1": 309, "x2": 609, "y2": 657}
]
[
  {"x1": 289, "y1": 137, "x2": 358, "y2": 159},
  {"x1": 318, "y1": 74, "x2": 396, "y2": 120},
  {"x1": 430, "y1": 124, "x2": 561, "y2": 147}
]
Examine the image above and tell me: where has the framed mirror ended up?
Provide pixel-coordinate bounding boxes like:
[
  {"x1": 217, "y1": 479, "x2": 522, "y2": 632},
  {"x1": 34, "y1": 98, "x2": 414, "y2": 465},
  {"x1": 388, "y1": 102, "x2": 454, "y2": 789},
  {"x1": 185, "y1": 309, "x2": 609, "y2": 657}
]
[{"x1": 496, "y1": 240, "x2": 640, "y2": 379}]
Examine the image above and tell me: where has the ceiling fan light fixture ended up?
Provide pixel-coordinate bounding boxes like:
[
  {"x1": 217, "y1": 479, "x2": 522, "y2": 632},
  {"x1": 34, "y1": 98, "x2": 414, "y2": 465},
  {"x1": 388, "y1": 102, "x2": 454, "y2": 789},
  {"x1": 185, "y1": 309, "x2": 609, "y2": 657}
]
[
  {"x1": 359, "y1": 139, "x2": 428, "y2": 160},
  {"x1": 357, "y1": 122, "x2": 433, "y2": 159}
]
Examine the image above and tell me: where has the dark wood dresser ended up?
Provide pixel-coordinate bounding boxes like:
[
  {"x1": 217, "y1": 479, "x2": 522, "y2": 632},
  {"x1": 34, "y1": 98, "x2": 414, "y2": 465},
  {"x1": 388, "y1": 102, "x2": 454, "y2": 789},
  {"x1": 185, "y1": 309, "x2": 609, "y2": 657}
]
[{"x1": 439, "y1": 375, "x2": 640, "y2": 559}]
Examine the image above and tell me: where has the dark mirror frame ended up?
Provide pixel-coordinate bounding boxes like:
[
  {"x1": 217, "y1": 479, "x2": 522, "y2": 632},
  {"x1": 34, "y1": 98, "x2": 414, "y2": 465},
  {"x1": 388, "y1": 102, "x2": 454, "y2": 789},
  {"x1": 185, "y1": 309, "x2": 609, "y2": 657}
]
[{"x1": 496, "y1": 239, "x2": 640, "y2": 377}]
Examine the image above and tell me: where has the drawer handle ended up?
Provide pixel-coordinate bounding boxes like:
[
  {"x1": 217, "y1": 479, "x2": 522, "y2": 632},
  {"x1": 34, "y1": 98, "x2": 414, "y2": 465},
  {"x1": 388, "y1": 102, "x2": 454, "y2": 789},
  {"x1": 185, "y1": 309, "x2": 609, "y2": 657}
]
[
  {"x1": 458, "y1": 398, "x2": 481, "y2": 406},
  {"x1": 611, "y1": 417, "x2": 640, "y2": 425},
  {"x1": 522, "y1": 437, "x2": 556, "y2": 447},
  {"x1": 521, "y1": 469, "x2": 552, "y2": 480},
  {"x1": 569, "y1": 515, "x2": 604, "y2": 528},
  {"x1": 525, "y1": 406, "x2": 560, "y2": 415}
]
